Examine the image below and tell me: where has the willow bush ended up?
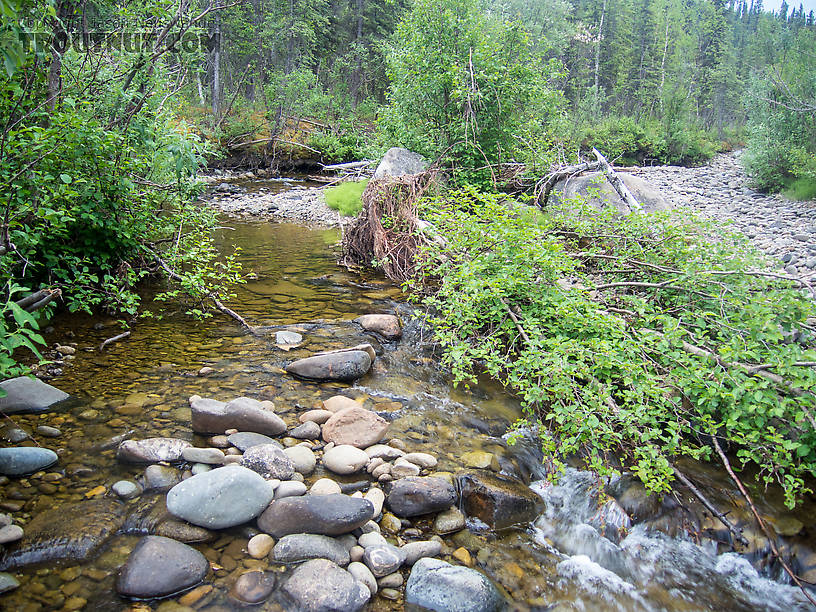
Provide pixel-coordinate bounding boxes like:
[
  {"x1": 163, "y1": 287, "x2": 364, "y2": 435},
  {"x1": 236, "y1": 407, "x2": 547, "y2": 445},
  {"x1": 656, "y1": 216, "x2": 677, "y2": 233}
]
[{"x1": 408, "y1": 188, "x2": 816, "y2": 507}]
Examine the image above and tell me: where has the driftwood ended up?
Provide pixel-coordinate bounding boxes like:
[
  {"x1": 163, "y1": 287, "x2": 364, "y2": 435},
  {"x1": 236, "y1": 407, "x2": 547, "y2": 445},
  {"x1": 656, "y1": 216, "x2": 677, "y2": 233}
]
[
  {"x1": 536, "y1": 160, "x2": 601, "y2": 206},
  {"x1": 14, "y1": 288, "x2": 61, "y2": 313},
  {"x1": 535, "y1": 148, "x2": 643, "y2": 212},
  {"x1": 321, "y1": 160, "x2": 374, "y2": 172},
  {"x1": 100, "y1": 330, "x2": 131, "y2": 351},
  {"x1": 150, "y1": 252, "x2": 260, "y2": 336},
  {"x1": 592, "y1": 147, "x2": 643, "y2": 212}
]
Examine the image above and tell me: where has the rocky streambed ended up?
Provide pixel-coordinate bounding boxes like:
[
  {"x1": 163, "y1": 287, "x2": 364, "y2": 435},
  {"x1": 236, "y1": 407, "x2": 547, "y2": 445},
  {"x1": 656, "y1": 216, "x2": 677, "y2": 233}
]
[{"x1": 0, "y1": 183, "x2": 815, "y2": 611}]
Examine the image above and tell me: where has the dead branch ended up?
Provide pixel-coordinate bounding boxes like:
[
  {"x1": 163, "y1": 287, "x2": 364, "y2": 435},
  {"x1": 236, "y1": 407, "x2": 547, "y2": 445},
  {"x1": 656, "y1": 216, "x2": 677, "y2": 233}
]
[
  {"x1": 711, "y1": 437, "x2": 816, "y2": 605},
  {"x1": 592, "y1": 148, "x2": 643, "y2": 212},
  {"x1": 673, "y1": 466, "x2": 747, "y2": 546},
  {"x1": 150, "y1": 251, "x2": 260, "y2": 336},
  {"x1": 535, "y1": 160, "x2": 601, "y2": 207},
  {"x1": 100, "y1": 330, "x2": 130, "y2": 351}
]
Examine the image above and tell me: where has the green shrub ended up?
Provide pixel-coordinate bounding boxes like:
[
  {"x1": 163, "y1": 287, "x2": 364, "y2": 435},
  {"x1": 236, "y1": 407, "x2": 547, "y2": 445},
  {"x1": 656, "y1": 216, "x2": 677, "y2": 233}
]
[
  {"x1": 409, "y1": 187, "x2": 816, "y2": 507},
  {"x1": 784, "y1": 177, "x2": 816, "y2": 201},
  {"x1": 325, "y1": 180, "x2": 369, "y2": 216}
]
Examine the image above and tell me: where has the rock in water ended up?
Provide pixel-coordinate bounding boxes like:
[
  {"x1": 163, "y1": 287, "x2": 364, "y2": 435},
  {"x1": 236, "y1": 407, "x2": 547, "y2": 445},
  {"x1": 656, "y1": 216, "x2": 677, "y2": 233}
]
[
  {"x1": 552, "y1": 171, "x2": 671, "y2": 215},
  {"x1": 116, "y1": 438, "x2": 191, "y2": 463},
  {"x1": 166, "y1": 465, "x2": 276, "y2": 529},
  {"x1": 0, "y1": 572, "x2": 19, "y2": 594},
  {"x1": 257, "y1": 494, "x2": 374, "y2": 537},
  {"x1": 458, "y1": 472, "x2": 542, "y2": 529},
  {"x1": 0, "y1": 377, "x2": 69, "y2": 414},
  {"x1": 230, "y1": 570, "x2": 276, "y2": 605},
  {"x1": 322, "y1": 395, "x2": 361, "y2": 413},
  {"x1": 405, "y1": 557, "x2": 505, "y2": 612},
  {"x1": 386, "y1": 476, "x2": 457, "y2": 517},
  {"x1": 373, "y1": 147, "x2": 427, "y2": 179},
  {"x1": 285, "y1": 350, "x2": 372, "y2": 382},
  {"x1": 116, "y1": 536, "x2": 208, "y2": 599},
  {"x1": 273, "y1": 534, "x2": 350, "y2": 566},
  {"x1": 276, "y1": 330, "x2": 303, "y2": 345},
  {"x1": 282, "y1": 559, "x2": 370, "y2": 612},
  {"x1": 0, "y1": 447, "x2": 58, "y2": 476},
  {"x1": 240, "y1": 444, "x2": 294, "y2": 480},
  {"x1": 322, "y1": 407, "x2": 389, "y2": 448},
  {"x1": 0, "y1": 500, "x2": 124, "y2": 570},
  {"x1": 322, "y1": 445, "x2": 370, "y2": 475},
  {"x1": 191, "y1": 396, "x2": 286, "y2": 436},
  {"x1": 354, "y1": 314, "x2": 402, "y2": 340},
  {"x1": 228, "y1": 431, "x2": 279, "y2": 451}
]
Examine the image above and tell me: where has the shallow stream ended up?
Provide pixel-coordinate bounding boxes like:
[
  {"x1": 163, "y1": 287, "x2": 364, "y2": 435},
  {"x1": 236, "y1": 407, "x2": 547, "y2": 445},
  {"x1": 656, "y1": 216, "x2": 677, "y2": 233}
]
[{"x1": 1, "y1": 199, "x2": 815, "y2": 611}]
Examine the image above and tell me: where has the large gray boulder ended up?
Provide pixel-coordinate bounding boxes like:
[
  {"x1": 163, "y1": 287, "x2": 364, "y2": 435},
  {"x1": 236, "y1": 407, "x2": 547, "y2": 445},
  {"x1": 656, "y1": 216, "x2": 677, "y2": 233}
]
[
  {"x1": 373, "y1": 147, "x2": 427, "y2": 179},
  {"x1": 116, "y1": 536, "x2": 208, "y2": 599},
  {"x1": 552, "y1": 171, "x2": 671, "y2": 215},
  {"x1": 0, "y1": 377, "x2": 68, "y2": 414},
  {"x1": 0, "y1": 447, "x2": 58, "y2": 476},
  {"x1": 190, "y1": 396, "x2": 286, "y2": 436},
  {"x1": 405, "y1": 557, "x2": 505, "y2": 612},
  {"x1": 166, "y1": 465, "x2": 276, "y2": 529},
  {"x1": 282, "y1": 559, "x2": 370, "y2": 612},
  {"x1": 0, "y1": 500, "x2": 124, "y2": 570},
  {"x1": 257, "y1": 493, "x2": 374, "y2": 537},
  {"x1": 386, "y1": 476, "x2": 457, "y2": 518},
  {"x1": 285, "y1": 350, "x2": 372, "y2": 382}
]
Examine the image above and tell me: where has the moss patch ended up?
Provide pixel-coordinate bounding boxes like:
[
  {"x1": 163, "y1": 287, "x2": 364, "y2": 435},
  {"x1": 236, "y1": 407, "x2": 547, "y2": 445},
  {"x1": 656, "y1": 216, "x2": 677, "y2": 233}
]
[{"x1": 325, "y1": 179, "x2": 369, "y2": 216}]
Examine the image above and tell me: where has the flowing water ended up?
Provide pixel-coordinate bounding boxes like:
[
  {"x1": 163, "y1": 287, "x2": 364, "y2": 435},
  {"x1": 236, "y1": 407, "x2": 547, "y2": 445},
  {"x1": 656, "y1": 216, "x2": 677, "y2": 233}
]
[{"x1": 1, "y1": 189, "x2": 815, "y2": 611}]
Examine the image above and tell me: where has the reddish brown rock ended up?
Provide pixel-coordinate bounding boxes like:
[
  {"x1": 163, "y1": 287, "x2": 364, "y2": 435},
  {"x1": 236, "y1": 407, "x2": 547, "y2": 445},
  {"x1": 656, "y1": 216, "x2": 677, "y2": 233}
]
[
  {"x1": 355, "y1": 315, "x2": 402, "y2": 340},
  {"x1": 322, "y1": 406, "x2": 389, "y2": 448}
]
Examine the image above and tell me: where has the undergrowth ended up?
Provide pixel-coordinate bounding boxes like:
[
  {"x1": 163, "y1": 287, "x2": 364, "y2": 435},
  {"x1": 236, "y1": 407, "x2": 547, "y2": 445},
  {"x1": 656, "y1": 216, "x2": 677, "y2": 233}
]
[{"x1": 407, "y1": 187, "x2": 816, "y2": 507}]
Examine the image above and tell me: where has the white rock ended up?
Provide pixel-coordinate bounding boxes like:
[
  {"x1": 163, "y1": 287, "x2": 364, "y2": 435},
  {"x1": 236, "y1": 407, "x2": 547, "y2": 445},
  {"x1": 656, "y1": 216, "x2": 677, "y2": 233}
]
[
  {"x1": 323, "y1": 445, "x2": 369, "y2": 475},
  {"x1": 364, "y1": 488, "x2": 385, "y2": 517},
  {"x1": 309, "y1": 478, "x2": 342, "y2": 495}
]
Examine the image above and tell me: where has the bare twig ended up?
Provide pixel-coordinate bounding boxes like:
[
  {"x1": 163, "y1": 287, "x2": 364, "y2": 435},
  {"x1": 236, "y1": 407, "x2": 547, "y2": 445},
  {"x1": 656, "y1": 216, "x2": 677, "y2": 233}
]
[
  {"x1": 673, "y1": 466, "x2": 747, "y2": 546},
  {"x1": 99, "y1": 330, "x2": 131, "y2": 351}
]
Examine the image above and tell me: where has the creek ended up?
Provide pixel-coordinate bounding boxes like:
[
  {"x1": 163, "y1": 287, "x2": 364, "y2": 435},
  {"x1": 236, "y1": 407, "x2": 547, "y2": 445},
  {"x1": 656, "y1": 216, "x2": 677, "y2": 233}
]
[{"x1": 0, "y1": 180, "x2": 814, "y2": 611}]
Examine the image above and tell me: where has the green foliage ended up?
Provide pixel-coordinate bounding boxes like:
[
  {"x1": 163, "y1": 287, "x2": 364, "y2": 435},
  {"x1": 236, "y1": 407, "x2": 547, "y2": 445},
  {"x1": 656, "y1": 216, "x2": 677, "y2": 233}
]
[
  {"x1": 380, "y1": 0, "x2": 563, "y2": 181},
  {"x1": 325, "y1": 180, "x2": 369, "y2": 216},
  {"x1": 0, "y1": 284, "x2": 47, "y2": 384},
  {"x1": 784, "y1": 177, "x2": 816, "y2": 202},
  {"x1": 409, "y1": 187, "x2": 816, "y2": 506}
]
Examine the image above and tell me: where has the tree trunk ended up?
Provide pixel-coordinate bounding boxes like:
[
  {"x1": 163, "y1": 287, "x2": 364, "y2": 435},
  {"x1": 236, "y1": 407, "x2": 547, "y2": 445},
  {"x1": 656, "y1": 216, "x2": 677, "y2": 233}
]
[
  {"x1": 47, "y1": 0, "x2": 72, "y2": 111},
  {"x1": 211, "y1": 1, "x2": 221, "y2": 120},
  {"x1": 594, "y1": 0, "x2": 607, "y2": 96}
]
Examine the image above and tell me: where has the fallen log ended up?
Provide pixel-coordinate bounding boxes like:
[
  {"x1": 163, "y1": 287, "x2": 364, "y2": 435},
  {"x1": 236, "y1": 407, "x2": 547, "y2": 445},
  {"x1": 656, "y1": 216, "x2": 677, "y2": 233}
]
[
  {"x1": 15, "y1": 288, "x2": 61, "y2": 313},
  {"x1": 321, "y1": 160, "x2": 374, "y2": 172},
  {"x1": 535, "y1": 160, "x2": 601, "y2": 207},
  {"x1": 592, "y1": 147, "x2": 643, "y2": 212}
]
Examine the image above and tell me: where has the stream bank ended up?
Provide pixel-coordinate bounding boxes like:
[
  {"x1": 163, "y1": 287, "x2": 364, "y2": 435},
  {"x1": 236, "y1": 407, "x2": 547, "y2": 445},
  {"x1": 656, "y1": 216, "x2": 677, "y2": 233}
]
[{"x1": 0, "y1": 174, "x2": 814, "y2": 610}]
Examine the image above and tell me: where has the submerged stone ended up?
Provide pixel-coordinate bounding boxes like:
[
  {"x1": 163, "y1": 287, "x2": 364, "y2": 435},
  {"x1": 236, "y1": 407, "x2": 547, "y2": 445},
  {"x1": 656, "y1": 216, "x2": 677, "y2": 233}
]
[
  {"x1": 0, "y1": 447, "x2": 58, "y2": 476},
  {"x1": 116, "y1": 535, "x2": 208, "y2": 599},
  {"x1": 285, "y1": 350, "x2": 372, "y2": 382},
  {"x1": 0, "y1": 377, "x2": 68, "y2": 414}
]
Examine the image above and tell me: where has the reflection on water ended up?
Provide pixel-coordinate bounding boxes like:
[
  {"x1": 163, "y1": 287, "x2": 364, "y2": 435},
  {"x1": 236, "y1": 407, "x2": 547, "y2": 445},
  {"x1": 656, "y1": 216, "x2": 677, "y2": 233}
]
[{"x1": 0, "y1": 219, "x2": 814, "y2": 611}]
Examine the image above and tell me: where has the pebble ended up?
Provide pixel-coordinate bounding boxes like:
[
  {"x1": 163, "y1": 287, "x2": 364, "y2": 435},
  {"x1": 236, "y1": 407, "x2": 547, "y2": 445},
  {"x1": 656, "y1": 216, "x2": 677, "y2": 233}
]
[
  {"x1": 434, "y1": 507, "x2": 466, "y2": 534},
  {"x1": 288, "y1": 420, "x2": 321, "y2": 439},
  {"x1": 363, "y1": 544, "x2": 406, "y2": 577},
  {"x1": 0, "y1": 524, "x2": 24, "y2": 544},
  {"x1": 230, "y1": 570, "x2": 276, "y2": 605},
  {"x1": 298, "y1": 409, "x2": 333, "y2": 424},
  {"x1": 380, "y1": 512, "x2": 402, "y2": 534},
  {"x1": 282, "y1": 558, "x2": 370, "y2": 611},
  {"x1": 402, "y1": 452, "x2": 437, "y2": 468},
  {"x1": 273, "y1": 533, "x2": 351, "y2": 566},
  {"x1": 283, "y1": 445, "x2": 316, "y2": 475},
  {"x1": 181, "y1": 447, "x2": 225, "y2": 464},
  {"x1": 0, "y1": 573, "x2": 19, "y2": 594},
  {"x1": 364, "y1": 487, "x2": 385, "y2": 517},
  {"x1": 365, "y1": 444, "x2": 405, "y2": 460},
  {"x1": 452, "y1": 546, "x2": 473, "y2": 566},
  {"x1": 191, "y1": 463, "x2": 212, "y2": 475},
  {"x1": 227, "y1": 431, "x2": 279, "y2": 451},
  {"x1": 323, "y1": 445, "x2": 370, "y2": 475},
  {"x1": 310, "y1": 478, "x2": 342, "y2": 495},
  {"x1": 401, "y1": 540, "x2": 443, "y2": 565},
  {"x1": 378, "y1": 572, "x2": 404, "y2": 588},
  {"x1": 350, "y1": 545, "x2": 365, "y2": 562},
  {"x1": 358, "y1": 532, "x2": 388, "y2": 549},
  {"x1": 240, "y1": 444, "x2": 295, "y2": 480},
  {"x1": 348, "y1": 561, "x2": 378, "y2": 595},
  {"x1": 247, "y1": 533, "x2": 275, "y2": 558},
  {"x1": 35, "y1": 425, "x2": 61, "y2": 437},
  {"x1": 274, "y1": 480, "x2": 307, "y2": 499}
]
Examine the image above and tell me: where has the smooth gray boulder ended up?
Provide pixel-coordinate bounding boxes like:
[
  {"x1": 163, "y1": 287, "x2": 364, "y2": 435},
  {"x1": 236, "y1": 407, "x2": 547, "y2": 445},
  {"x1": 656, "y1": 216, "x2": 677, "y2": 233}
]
[
  {"x1": 228, "y1": 431, "x2": 280, "y2": 451},
  {"x1": 552, "y1": 171, "x2": 671, "y2": 215},
  {"x1": 0, "y1": 572, "x2": 19, "y2": 594},
  {"x1": 0, "y1": 447, "x2": 58, "y2": 476},
  {"x1": 285, "y1": 350, "x2": 372, "y2": 382},
  {"x1": 191, "y1": 396, "x2": 286, "y2": 436},
  {"x1": 386, "y1": 476, "x2": 457, "y2": 518},
  {"x1": 273, "y1": 534, "x2": 350, "y2": 566},
  {"x1": 373, "y1": 147, "x2": 427, "y2": 179},
  {"x1": 257, "y1": 493, "x2": 374, "y2": 537},
  {"x1": 354, "y1": 314, "x2": 402, "y2": 340},
  {"x1": 282, "y1": 559, "x2": 370, "y2": 612},
  {"x1": 166, "y1": 464, "x2": 276, "y2": 529},
  {"x1": 117, "y1": 438, "x2": 191, "y2": 463},
  {"x1": 0, "y1": 500, "x2": 124, "y2": 570},
  {"x1": 405, "y1": 557, "x2": 505, "y2": 612},
  {"x1": 0, "y1": 377, "x2": 68, "y2": 414},
  {"x1": 116, "y1": 536, "x2": 208, "y2": 599}
]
